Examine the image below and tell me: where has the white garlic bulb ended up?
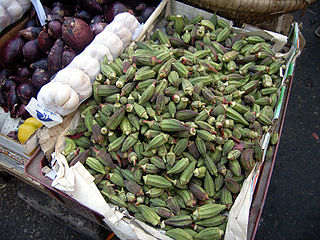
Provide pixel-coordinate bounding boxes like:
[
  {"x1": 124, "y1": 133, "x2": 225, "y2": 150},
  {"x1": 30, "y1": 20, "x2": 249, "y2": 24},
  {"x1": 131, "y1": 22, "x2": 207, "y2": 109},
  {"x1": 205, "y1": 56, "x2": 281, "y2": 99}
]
[
  {"x1": 0, "y1": 5, "x2": 11, "y2": 32},
  {"x1": 82, "y1": 43, "x2": 114, "y2": 63},
  {"x1": 104, "y1": 22, "x2": 132, "y2": 47},
  {"x1": 6, "y1": 1, "x2": 23, "y2": 23},
  {"x1": 37, "y1": 82, "x2": 80, "y2": 116},
  {"x1": 92, "y1": 31, "x2": 124, "y2": 59},
  {"x1": 15, "y1": 0, "x2": 31, "y2": 12},
  {"x1": 113, "y1": 12, "x2": 139, "y2": 35},
  {"x1": 67, "y1": 55, "x2": 100, "y2": 83},
  {"x1": 53, "y1": 68, "x2": 92, "y2": 100}
]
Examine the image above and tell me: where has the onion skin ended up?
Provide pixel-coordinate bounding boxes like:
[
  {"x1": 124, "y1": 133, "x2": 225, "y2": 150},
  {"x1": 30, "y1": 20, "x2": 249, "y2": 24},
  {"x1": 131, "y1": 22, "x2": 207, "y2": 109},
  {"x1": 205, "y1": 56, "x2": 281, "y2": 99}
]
[
  {"x1": 0, "y1": 88, "x2": 8, "y2": 112},
  {"x1": 48, "y1": 38, "x2": 65, "y2": 74},
  {"x1": 17, "y1": 82, "x2": 36, "y2": 105},
  {"x1": 62, "y1": 17, "x2": 93, "y2": 51},
  {"x1": 121, "y1": 0, "x2": 138, "y2": 9},
  {"x1": 4, "y1": 79, "x2": 17, "y2": 93},
  {"x1": 90, "y1": 15, "x2": 104, "y2": 24},
  {"x1": 13, "y1": 66, "x2": 33, "y2": 84},
  {"x1": 35, "y1": 6, "x2": 52, "y2": 26},
  {"x1": 7, "y1": 131, "x2": 18, "y2": 140},
  {"x1": 139, "y1": 6, "x2": 155, "y2": 23},
  {"x1": 52, "y1": 2, "x2": 72, "y2": 17},
  {"x1": 22, "y1": 39, "x2": 44, "y2": 63},
  {"x1": 38, "y1": 28, "x2": 55, "y2": 54},
  {"x1": 16, "y1": 104, "x2": 30, "y2": 120},
  {"x1": 0, "y1": 69, "x2": 8, "y2": 85},
  {"x1": 25, "y1": 18, "x2": 37, "y2": 28},
  {"x1": 96, "y1": 0, "x2": 112, "y2": 4},
  {"x1": 32, "y1": 69, "x2": 50, "y2": 90},
  {"x1": 136, "y1": 3, "x2": 147, "y2": 12},
  {"x1": 1, "y1": 35, "x2": 24, "y2": 71},
  {"x1": 75, "y1": 10, "x2": 93, "y2": 23},
  {"x1": 30, "y1": 58, "x2": 48, "y2": 70},
  {"x1": 6, "y1": 88, "x2": 19, "y2": 113},
  {"x1": 47, "y1": 13, "x2": 64, "y2": 23},
  {"x1": 104, "y1": 2, "x2": 130, "y2": 23},
  {"x1": 62, "y1": 47, "x2": 77, "y2": 68},
  {"x1": 90, "y1": 22, "x2": 107, "y2": 35},
  {"x1": 48, "y1": 20, "x2": 62, "y2": 38},
  {"x1": 20, "y1": 27, "x2": 42, "y2": 41},
  {"x1": 81, "y1": 0, "x2": 104, "y2": 13}
]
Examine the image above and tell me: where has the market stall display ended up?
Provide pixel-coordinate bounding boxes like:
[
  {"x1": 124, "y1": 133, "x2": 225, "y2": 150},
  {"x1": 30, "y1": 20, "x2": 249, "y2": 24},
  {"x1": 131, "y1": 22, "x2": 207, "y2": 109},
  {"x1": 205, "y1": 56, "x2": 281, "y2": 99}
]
[
  {"x1": 0, "y1": 0, "x2": 31, "y2": 34},
  {"x1": 34, "y1": 0, "x2": 302, "y2": 239},
  {"x1": 0, "y1": 0, "x2": 160, "y2": 132},
  {"x1": 0, "y1": 0, "x2": 306, "y2": 239},
  {"x1": 0, "y1": 0, "x2": 160, "y2": 161}
]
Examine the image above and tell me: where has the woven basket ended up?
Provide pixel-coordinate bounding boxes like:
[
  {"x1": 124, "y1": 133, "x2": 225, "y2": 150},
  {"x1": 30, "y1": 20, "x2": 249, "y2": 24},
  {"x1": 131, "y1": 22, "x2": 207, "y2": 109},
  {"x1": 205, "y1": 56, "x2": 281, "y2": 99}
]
[{"x1": 180, "y1": 0, "x2": 315, "y2": 30}]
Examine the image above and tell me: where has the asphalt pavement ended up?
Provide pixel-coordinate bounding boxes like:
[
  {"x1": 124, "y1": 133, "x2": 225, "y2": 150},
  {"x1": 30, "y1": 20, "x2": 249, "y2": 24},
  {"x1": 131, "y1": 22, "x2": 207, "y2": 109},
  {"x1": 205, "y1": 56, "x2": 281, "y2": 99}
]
[{"x1": 0, "y1": 2, "x2": 319, "y2": 240}]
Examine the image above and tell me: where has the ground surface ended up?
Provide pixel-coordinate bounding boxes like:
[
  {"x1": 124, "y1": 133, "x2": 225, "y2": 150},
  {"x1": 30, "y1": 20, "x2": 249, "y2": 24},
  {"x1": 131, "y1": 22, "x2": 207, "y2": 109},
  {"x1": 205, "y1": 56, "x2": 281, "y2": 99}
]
[
  {"x1": 255, "y1": 2, "x2": 320, "y2": 240},
  {"x1": 0, "y1": 2, "x2": 319, "y2": 240}
]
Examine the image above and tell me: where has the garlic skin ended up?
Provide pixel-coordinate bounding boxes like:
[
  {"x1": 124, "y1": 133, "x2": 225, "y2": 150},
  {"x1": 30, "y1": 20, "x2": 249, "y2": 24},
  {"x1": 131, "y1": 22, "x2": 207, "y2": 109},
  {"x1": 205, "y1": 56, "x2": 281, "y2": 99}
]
[
  {"x1": 15, "y1": 0, "x2": 31, "y2": 12},
  {"x1": 0, "y1": 0, "x2": 31, "y2": 33},
  {"x1": 53, "y1": 68, "x2": 92, "y2": 101},
  {"x1": 67, "y1": 54, "x2": 100, "y2": 83},
  {"x1": 104, "y1": 22, "x2": 132, "y2": 47},
  {"x1": 37, "y1": 82, "x2": 54, "y2": 107},
  {"x1": 37, "y1": 82, "x2": 80, "y2": 116},
  {"x1": 92, "y1": 31, "x2": 124, "y2": 59},
  {"x1": 0, "y1": 0, "x2": 12, "y2": 8},
  {"x1": 54, "y1": 84, "x2": 73, "y2": 106},
  {"x1": 113, "y1": 12, "x2": 139, "y2": 35},
  {"x1": 6, "y1": 1, "x2": 23, "y2": 23},
  {"x1": 82, "y1": 43, "x2": 114, "y2": 63},
  {"x1": 61, "y1": 88, "x2": 80, "y2": 112},
  {"x1": 0, "y1": 5, "x2": 11, "y2": 32}
]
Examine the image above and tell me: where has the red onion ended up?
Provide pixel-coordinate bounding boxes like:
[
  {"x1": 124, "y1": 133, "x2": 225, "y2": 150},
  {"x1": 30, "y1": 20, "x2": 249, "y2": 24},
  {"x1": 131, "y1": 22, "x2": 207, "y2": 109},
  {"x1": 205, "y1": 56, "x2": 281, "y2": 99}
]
[
  {"x1": 17, "y1": 82, "x2": 36, "y2": 105},
  {"x1": 38, "y1": 28, "x2": 55, "y2": 54},
  {"x1": 136, "y1": 3, "x2": 147, "y2": 12},
  {"x1": 1, "y1": 35, "x2": 24, "y2": 70},
  {"x1": 7, "y1": 131, "x2": 18, "y2": 140},
  {"x1": 48, "y1": 20, "x2": 62, "y2": 38},
  {"x1": 22, "y1": 39, "x2": 44, "y2": 63},
  {"x1": 104, "y1": 2, "x2": 131, "y2": 23},
  {"x1": 30, "y1": 58, "x2": 48, "y2": 70},
  {"x1": 61, "y1": 47, "x2": 77, "y2": 68},
  {"x1": 120, "y1": 0, "x2": 138, "y2": 9},
  {"x1": 52, "y1": 2, "x2": 72, "y2": 17},
  {"x1": 4, "y1": 79, "x2": 17, "y2": 93},
  {"x1": 48, "y1": 38, "x2": 65, "y2": 74},
  {"x1": 32, "y1": 69, "x2": 50, "y2": 90},
  {"x1": 0, "y1": 69, "x2": 8, "y2": 85},
  {"x1": 13, "y1": 66, "x2": 33, "y2": 83},
  {"x1": 35, "y1": 7, "x2": 52, "y2": 26},
  {"x1": 139, "y1": 6, "x2": 155, "y2": 23},
  {"x1": 26, "y1": 19, "x2": 37, "y2": 28},
  {"x1": 5, "y1": 84, "x2": 19, "y2": 112},
  {"x1": 96, "y1": 0, "x2": 112, "y2": 4},
  {"x1": 62, "y1": 17, "x2": 93, "y2": 51},
  {"x1": 81, "y1": 0, "x2": 104, "y2": 13},
  {"x1": 90, "y1": 22, "x2": 107, "y2": 35},
  {"x1": 90, "y1": 15, "x2": 104, "y2": 24},
  {"x1": 20, "y1": 27, "x2": 42, "y2": 40},
  {"x1": 16, "y1": 104, "x2": 30, "y2": 120},
  {"x1": 0, "y1": 88, "x2": 8, "y2": 112},
  {"x1": 47, "y1": 14, "x2": 64, "y2": 23},
  {"x1": 74, "y1": 10, "x2": 93, "y2": 23}
]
